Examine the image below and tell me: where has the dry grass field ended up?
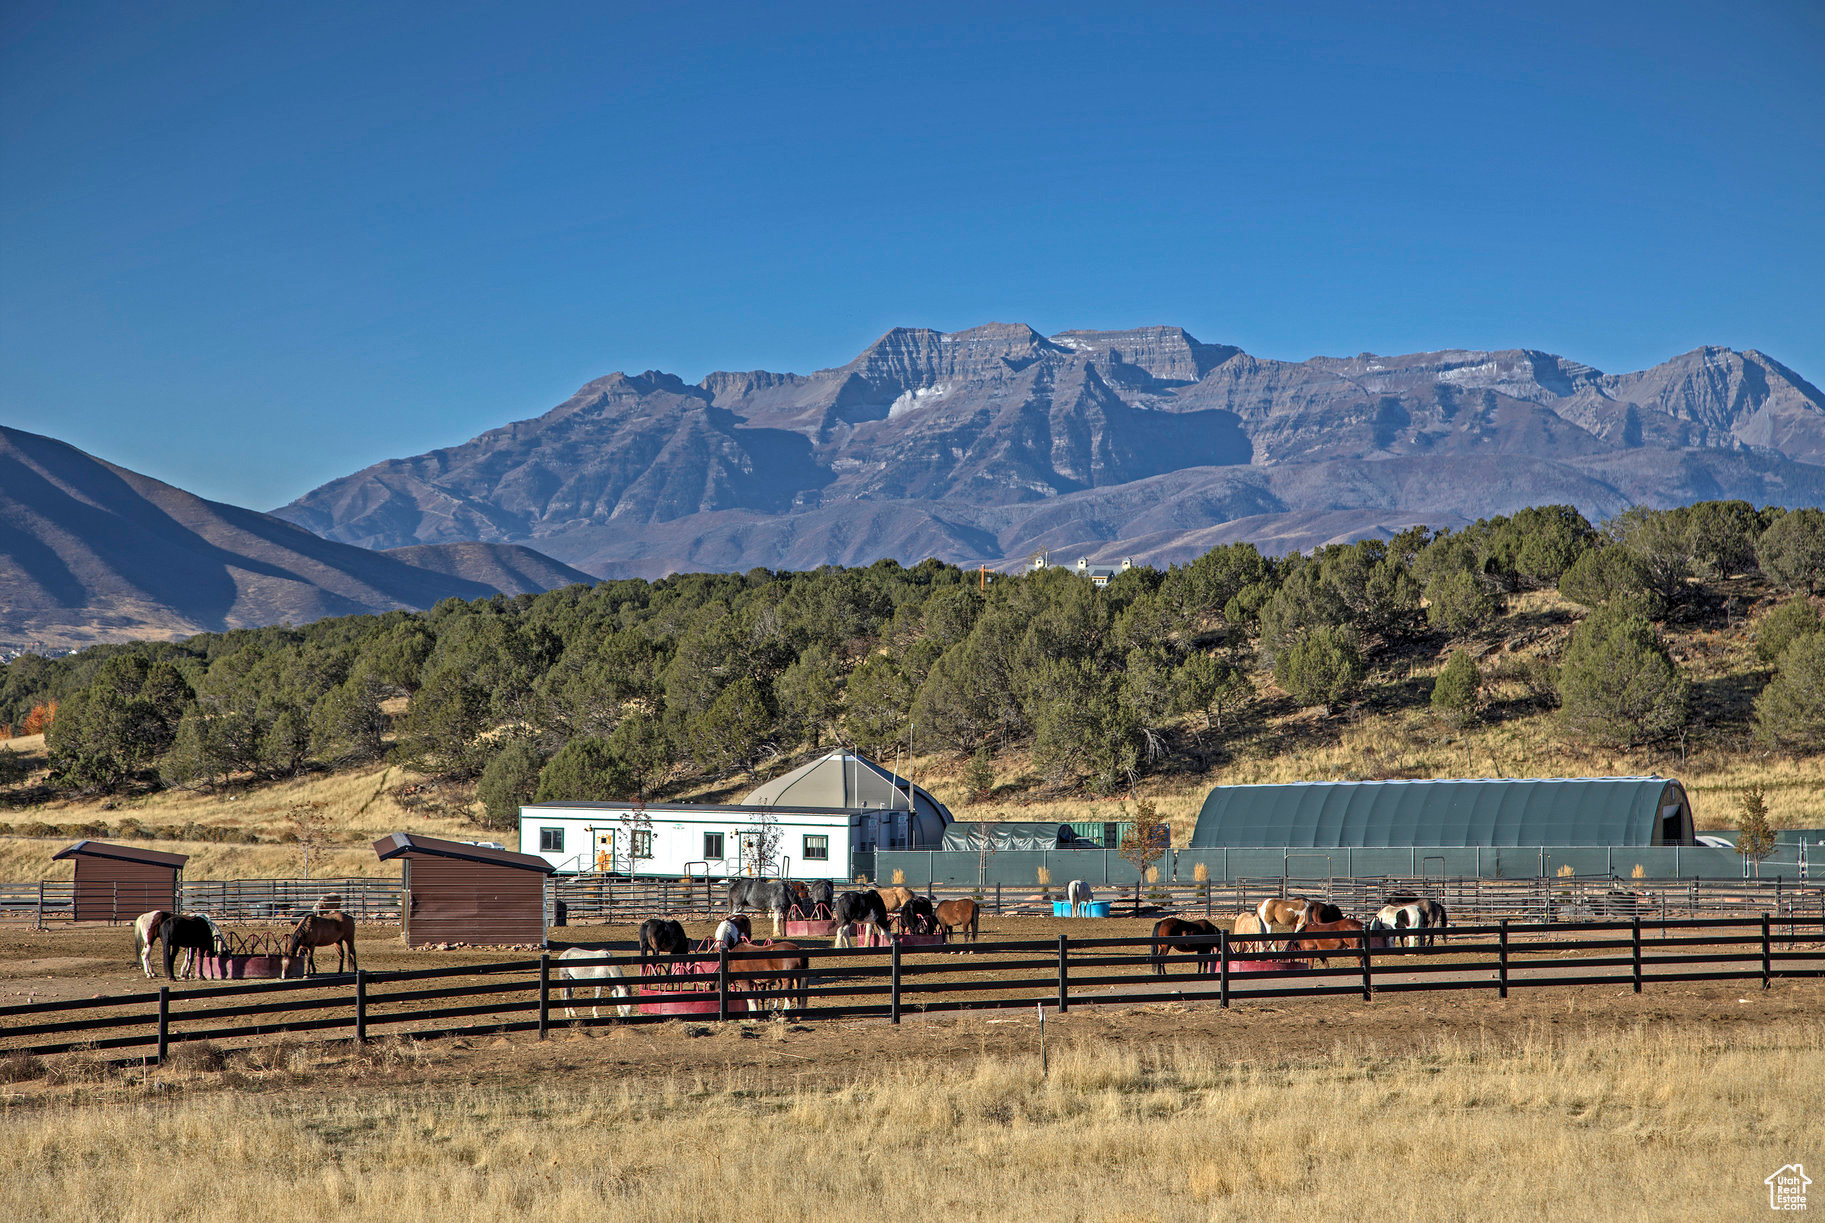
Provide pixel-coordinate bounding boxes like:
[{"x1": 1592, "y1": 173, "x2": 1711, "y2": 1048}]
[{"x1": 0, "y1": 1008, "x2": 1818, "y2": 1222}]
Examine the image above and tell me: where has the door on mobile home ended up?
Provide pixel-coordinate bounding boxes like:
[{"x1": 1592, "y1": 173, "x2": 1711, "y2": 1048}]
[
  {"x1": 592, "y1": 828, "x2": 616, "y2": 874},
  {"x1": 738, "y1": 831, "x2": 775, "y2": 877}
]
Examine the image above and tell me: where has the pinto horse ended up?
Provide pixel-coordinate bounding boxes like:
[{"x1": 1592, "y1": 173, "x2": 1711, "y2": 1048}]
[
  {"x1": 1151, "y1": 917, "x2": 1223, "y2": 975},
  {"x1": 160, "y1": 915, "x2": 218, "y2": 980},
  {"x1": 132, "y1": 909, "x2": 172, "y2": 979},
  {"x1": 557, "y1": 946, "x2": 634, "y2": 1019},
  {"x1": 1289, "y1": 917, "x2": 1368, "y2": 966},
  {"x1": 832, "y1": 890, "x2": 888, "y2": 947},
  {"x1": 934, "y1": 898, "x2": 980, "y2": 943},
  {"x1": 873, "y1": 885, "x2": 916, "y2": 914},
  {"x1": 286, "y1": 910, "x2": 358, "y2": 975},
  {"x1": 1256, "y1": 896, "x2": 1343, "y2": 932}
]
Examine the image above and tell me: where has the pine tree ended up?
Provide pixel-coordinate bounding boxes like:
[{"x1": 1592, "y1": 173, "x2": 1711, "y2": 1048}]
[
  {"x1": 1431, "y1": 650, "x2": 1480, "y2": 727},
  {"x1": 1735, "y1": 785, "x2": 1777, "y2": 876},
  {"x1": 1557, "y1": 605, "x2": 1689, "y2": 747}
]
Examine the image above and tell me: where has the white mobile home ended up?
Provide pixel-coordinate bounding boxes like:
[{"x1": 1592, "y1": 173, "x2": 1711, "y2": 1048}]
[{"x1": 518, "y1": 751, "x2": 953, "y2": 880}]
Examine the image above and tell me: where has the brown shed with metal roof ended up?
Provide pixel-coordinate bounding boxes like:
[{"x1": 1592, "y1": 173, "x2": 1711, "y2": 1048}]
[
  {"x1": 373, "y1": 834, "x2": 554, "y2": 948},
  {"x1": 51, "y1": 841, "x2": 188, "y2": 922}
]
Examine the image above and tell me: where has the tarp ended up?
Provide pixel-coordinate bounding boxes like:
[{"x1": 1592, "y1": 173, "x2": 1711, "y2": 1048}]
[
  {"x1": 1189, "y1": 777, "x2": 1694, "y2": 848},
  {"x1": 940, "y1": 822, "x2": 1082, "y2": 852}
]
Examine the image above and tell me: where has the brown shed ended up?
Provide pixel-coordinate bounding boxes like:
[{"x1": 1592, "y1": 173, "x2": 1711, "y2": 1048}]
[
  {"x1": 51, "y1": 841, "x2": 188, "y2": 922},
  {"x1": 373, "y1": 833, "x2": 554, "y2": 948}
]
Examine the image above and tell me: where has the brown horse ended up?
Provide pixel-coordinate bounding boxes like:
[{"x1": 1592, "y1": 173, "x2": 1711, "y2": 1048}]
[
  {"x1": 934, "y1": 898, "x2": 981, "y2": 943},
  {"x1": 729, "y1": 940, "x2": 809, "y2": 1013},
  {"x1": 1288, "y1": 917, "x2": 1368, "y2": 966},
  {"x1": 286, "y1": 910, "x2": 357, "y2": 975},
  {"x1": 873, "y1": 885, "x2": 916, "y2": 914},
  {"x1": 1151, "y1": 917, "x2": 1223, "y2": 975}
]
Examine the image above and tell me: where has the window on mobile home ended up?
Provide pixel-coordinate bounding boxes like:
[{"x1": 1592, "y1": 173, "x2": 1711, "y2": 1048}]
[
  {"x1": 632, "y1": 830, "x2": 653, "y2": 859},
  {"x1": 539, "y1": 827, "x2": 564, "y2": 853},
  {"x1": 802, "y1": 834, "x2": 828, "y2": 861},
  {"x1": 703, "y1": 832, "x2": 725, "y2": 859}
]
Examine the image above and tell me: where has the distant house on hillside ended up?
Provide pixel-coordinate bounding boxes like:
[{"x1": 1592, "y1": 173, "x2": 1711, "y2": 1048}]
[{"x1": 1028, "y1": 554, "x2": 1135, "y2": 588}]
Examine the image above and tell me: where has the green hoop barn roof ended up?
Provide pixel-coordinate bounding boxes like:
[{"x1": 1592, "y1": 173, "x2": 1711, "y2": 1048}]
[{"x1": 1189, "y1": 777, "x2": 1693, "y2": 848}]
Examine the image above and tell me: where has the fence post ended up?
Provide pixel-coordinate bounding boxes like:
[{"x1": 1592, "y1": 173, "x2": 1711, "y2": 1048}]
[
  {"x1": 1359, "y1": 927, "x2": 1372, "y2": 1001},
  {"x1": 1219, "y1": 931, "x2": 1230, "y2": 1009},
  {"x1": 890, "y1": 941, "x2": 902, "y2": 1025},
  {"x1": 1057, "y1": 934, "x2": 1069, "y2": 1013},
  {"x1": 1631, "y1": 917, "x2": 1642, "y2": 994},
  {"x1": 35, "y1": 880, "x2": 43, "y2": 930},
  {"x1": 156, "y1": 986, "x2": 169, "y2": 1063},
  {"x1": 537, "y1": 954, "x2": 550, "y2": 1039},
  {"x1": 1762, "y1": 914, "x2": 1772, "y2": 989},
  {"x1": 1497, "y1": 919, "x2": 1509, "y2": 999},
  {"x1": 355, "y1": 970, "x2": 368, "y2": 1044},
  {"x1": 718, "y1": 947, "x2": 730, "y2": 1022},
  {"x1": 995, "y1": 883, "x2": 1001, "y2": 915}
]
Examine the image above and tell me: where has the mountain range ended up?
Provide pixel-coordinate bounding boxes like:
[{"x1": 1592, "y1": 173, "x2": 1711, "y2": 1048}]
[
  {"x1": 0, "y1": 426, "x2": 592, "y2": 650},
  {"x1": 272, "y1": 325, "x2": 1825, "y2": 578}
]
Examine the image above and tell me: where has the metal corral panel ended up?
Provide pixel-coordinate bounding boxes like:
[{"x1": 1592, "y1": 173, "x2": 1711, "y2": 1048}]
[
  {"x1": 1189, "y1": 778, "x2": 1694, "y2": 848},
  {"x1": 52, "y1": 841, "x2": 186, "y2": 922},
  {"x1": 401, "y1": 856, "x2": 547, "y2": 948}
]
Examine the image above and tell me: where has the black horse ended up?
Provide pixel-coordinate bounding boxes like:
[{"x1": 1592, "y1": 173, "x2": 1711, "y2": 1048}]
[
  {"x1": 898, "y1": 895, "x2": 937, "y2": 935},
  {"x1": 160, "y1": 915, "x2": 217, "y2": 981},
  {"x1": 728, "y1": 878, "x2": 795, "y2": 937},
  {"x1": 637, "y1": 918, "x2": 690, "y2": 976},
  {"x1": 808, "y1": 880, "x2": 834, "y2": 909}
]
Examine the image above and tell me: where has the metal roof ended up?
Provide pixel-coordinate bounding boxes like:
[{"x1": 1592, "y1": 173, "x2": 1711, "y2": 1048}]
[
  {"x1": 52, "y1": 840, "x2": 189, "y2": 868},
  {"x1": 1189, "y1": 777, "x2": 1692, "y2": 848},
  {"x1": 373, "y1": 833, "x2": 554, "y2": 873}
]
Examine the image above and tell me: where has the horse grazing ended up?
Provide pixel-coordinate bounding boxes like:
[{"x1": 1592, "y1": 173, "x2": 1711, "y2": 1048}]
[
  {"x1": 832, "y1": 890, "x2": 889, "y2": 948},
  {"x1": 160, "y1": 915, "x2": 218, "y2": 980},
  {"x1": 1066, "y1": 880, "x2": 1094, "y2": 916},
  {"x1": 807, "y1": 880, "x2": 834, "y2": 909},
  {"x1": 132, "y1": 909, "x2": 172, "y2": 979},
  {"x1": 638, "y1": 918, "x2": 691, "y2": 974},
  {"x1": 897, "y1": 895, "x2": 937, "y2": 935},
  {"x1": 711, "y1": 918, "x2": 747, "y2": 951},
  {"x1": 728, "y1": 878, "x2": 795, "y2": 938},
  {"x1": 934, "y1": 898, "x2": 980, "y2": 943},
  {"x1": 287, "y1": 910, "x2": 358, "y2": 975},
  {"x1": 873, "y1": 885, "x2": 916, "y2": 914},
  {"x1": 1289, "y1": 917, "x2": 1368, "y2": 966},
  {"x1": 1151, "y1": 917, "x2": 1223, "y2": 975},
  {"x1": 1257, "y1": 896, "x2": 1343, "y2": 932},
  {"x1": 730, "y1": 940, "x2": 809, "y2": 1014},
  {"x1": 557, "y1": 946, "x2": 634, "y2": 1019}
]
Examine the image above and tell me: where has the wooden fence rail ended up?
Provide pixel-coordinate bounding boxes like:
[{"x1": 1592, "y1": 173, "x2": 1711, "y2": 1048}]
[{"x1": 3, "y1": 916, "x2": 1821, "y2": 1063}]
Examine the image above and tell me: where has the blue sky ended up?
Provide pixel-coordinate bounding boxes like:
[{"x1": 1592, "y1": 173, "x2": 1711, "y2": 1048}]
[{"x1": 3, "y1": 0, "x2": 1822, "y2": 509}]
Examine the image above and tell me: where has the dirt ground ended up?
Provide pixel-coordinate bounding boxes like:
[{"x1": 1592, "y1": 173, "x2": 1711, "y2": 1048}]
[{"x1": 4, "y1": 913, "x2": 1822, "y2": 1106}]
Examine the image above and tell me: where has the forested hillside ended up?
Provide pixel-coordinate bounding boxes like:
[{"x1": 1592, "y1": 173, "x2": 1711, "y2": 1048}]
[{"x1": 5, "y1": 500, "x2": 1825, "y2": 855}]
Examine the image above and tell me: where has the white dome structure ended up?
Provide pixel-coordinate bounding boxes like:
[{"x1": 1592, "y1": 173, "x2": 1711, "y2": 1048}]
[{"x1": 742, "y1": 751, "x2": 952, "y2": 849}]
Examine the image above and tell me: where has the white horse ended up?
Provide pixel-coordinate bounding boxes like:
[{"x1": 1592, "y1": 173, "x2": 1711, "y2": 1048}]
[
  {"x1": 1066, "y1": 880, "x2": 1094, "y2": 917},
  {"x1": 132, "y1": 909, "x2": 172, "y2": 979},
  {"x1": 711, "y1": 919, "x2": 746, "y2": 952},
  {"x1": 557, "y1": 947, "x2": 634, "y2": 1019},
  {"x1": 1374, "y1": 903, "x2": 1431, "y2": 950}
]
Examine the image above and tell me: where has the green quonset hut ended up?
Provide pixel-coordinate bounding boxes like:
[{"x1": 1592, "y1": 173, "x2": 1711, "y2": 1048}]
[{"x1": 1189, "y1": 777, "x2": 1696, "y2": 848}]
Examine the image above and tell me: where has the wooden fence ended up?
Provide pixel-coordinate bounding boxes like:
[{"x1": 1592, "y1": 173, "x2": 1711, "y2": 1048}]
[{"x1": 3, "y1": 916, "x2": 1821, "y2": 1064}]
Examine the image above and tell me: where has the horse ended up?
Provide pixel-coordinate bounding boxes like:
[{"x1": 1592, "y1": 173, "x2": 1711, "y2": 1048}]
[
  {"x1": 729, "y1": 940, "x2": 809, "y2": 1014},
  {"x1": 1257, "y1": 896, "x2": 1342, "y2": 932},
  {"x1": 711, "y1": 918, "x2": 747, "y2": 951},
  {"x1": 897, "y1": 895, "x2": 937, "y2": 935},
  {"x1": 1151, "y1": 917, "x2": 1223, "y2": 975},
  {"x1": 1289, "y1": 917, "x2": 1368, "y2": 966},
  {"x1": 160, "y1": 914, "x2": 218, "y2": 981},
  {"x1": 286, "y1": 910, "x2": 358, "y2": 975},
  {"x1": 1409, "y1": 899, "x2": 1447, "y2": 945},
  {"x1": 638, "y1": 918, "x2": 691, "y2": 975},
  {"x1": 556, "y1": 946, "x2": 634, "y2": 1019},
  {"x1": 132, "y1": 909, "x2": 172, "y2": 979},
  {"x1": 1066, "y1": 880, "x2": 1094, "y2": 916},
  {"x1": 873, "y1": 885, "x2": 916, "y2": 914},
  {"x1": 934, "y1": 898, "x2": 981, "y2": 943},
  {"x1": 832, "y1": 890, "x2": 888, "y2": 948},
  {"x1": 728, "y1": 878, "x2": 795, "y2": 938},
  {"x1": 807, "y1": 880, "x2": 834, "y2": 909}
]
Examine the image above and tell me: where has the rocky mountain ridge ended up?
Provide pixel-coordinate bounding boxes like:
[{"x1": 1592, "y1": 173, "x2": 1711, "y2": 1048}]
[{"x1": 270, "y1": 325, "x2": 1825, "y2": 577}]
